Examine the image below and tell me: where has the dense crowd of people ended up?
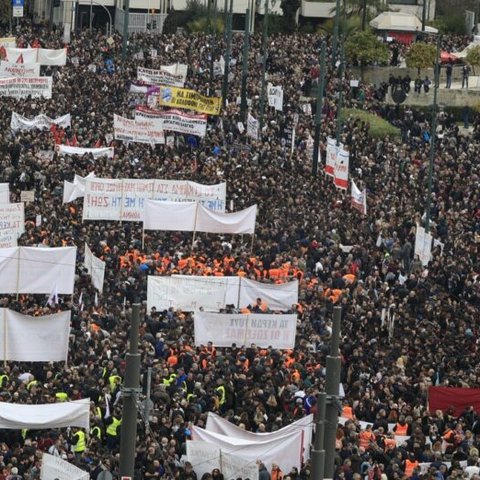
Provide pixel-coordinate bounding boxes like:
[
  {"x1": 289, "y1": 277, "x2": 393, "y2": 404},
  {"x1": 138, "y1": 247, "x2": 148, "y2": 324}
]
[{"x1": 0, "y1": 16, "x2": 479, "y2": 480}]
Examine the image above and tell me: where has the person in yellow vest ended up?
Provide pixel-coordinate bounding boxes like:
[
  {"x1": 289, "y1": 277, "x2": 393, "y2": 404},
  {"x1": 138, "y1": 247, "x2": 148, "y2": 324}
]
[
  {"x1": 71, "y1": 427, "x2": 86, "y2": 458},
  {"x1": 0, "y1": 371, "x2": 9, "y2": 388},
  {"x1": 105, "y1": 409, "x2": 122, "y2": 450},
  {"x1": 404, "y1": 453, "x2": 419, "y2": 477},
  {"x1": 55, "y1": 391, "x2": 69, "y2": 402},
  {"x1": 89, "y1": 422, "x2": 103, "y2": 446}
]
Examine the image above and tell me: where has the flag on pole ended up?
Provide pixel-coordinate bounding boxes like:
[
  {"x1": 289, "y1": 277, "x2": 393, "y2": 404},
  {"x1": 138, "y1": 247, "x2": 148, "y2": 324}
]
[
  {"x1": 46, "y1": 285, "x2": 59, "y2": 307},
  {"x1": 351, "y1": 179, "x2": 367, "y2": 215}
]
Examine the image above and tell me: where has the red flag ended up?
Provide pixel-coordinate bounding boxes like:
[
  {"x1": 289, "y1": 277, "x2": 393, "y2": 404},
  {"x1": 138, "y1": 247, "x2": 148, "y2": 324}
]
[
  {"x1": 94, "y1": 139, "x2": 103, "y2": 148},
  {"x1": 16, "y1": 54, "x2": 24, "y2": 64},
  {"x1": 0, "y1": 46, "x2": 6, "y2": 60},
  {"x1": 428, "y1": 386, "x2": 480, "y2": 416},
  {"x1": 70, "y1": 134, "x2": 78, "y2": 147}
]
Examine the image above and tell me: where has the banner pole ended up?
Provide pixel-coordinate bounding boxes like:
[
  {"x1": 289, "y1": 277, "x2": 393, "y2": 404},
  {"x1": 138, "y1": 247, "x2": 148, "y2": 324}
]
[
  {"x1": 119, "y1": 179, "x2": 125, "y2": 225},
  {"x1": 250, "y1": 233, "x2": 255, "y2": 254},
  {"x1": 243, "y1": 315, "x2": 249, "y2": 346},
  {"x1": 191, "y1": 202, "x2": 199, "y2": 252},
  {"x1": 15, "y1": 247, "x2": 20, "y2": 301},
  {"x1": 3, "y1": 312, "x2": 7, "y2": 367},
  {"x1": 237, "y1": 276, "x2": 242, "y2": 309},
  {"x1": 142, "y1": 225, "x2": 145, "y2": 250}
]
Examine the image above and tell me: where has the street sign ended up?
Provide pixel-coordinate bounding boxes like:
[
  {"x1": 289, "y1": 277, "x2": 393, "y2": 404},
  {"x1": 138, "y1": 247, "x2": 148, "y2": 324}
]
[{"x1": 13, "y1": 6, "x2": 23, "y2": 17}]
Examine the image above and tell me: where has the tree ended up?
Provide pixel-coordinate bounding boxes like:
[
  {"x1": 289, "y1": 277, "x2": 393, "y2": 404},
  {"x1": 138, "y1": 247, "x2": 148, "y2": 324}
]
[
  {"x1": 345, "y1": 30, "x2": 389, "y2": 78},
  {"x1": 330, "y1": 0, "x2": 386, "y2": 30},
  {"x1": 318, "y1": 15, "x2": 362, "y2": 36},
  {"x1": 405, "y1": 42, "x2": 437, "y2": 75},
  {"x1": 465, "y1": 45, "x2": 480, "y2": 75},
  {"x1": 280, "y1": 0, "x2": 300, "y2": 34}
]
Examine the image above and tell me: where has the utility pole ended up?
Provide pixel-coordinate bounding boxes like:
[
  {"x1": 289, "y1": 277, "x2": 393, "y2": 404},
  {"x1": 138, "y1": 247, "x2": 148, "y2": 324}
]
[
  {"x1": 422, "y1": 0, "x2": 427, "y2": 33},
  {"x1": 425, "y1": 35, "x2": 440, "y2": 233},
  {"x1": 240, "y1": 8, "x2": 250, "y2": 123},
  {"x1": 119, "y1": 303, "x2": 141, "y2": 479},
  {"x1": 209, "y1": 0, "x2": 218, "y2": 95},
  {"x1": 312, "y1": 40, "x2": 326, "y2": 176},
  {"x1": 310, "y1": 392, "x2": 327, "y2": 480},
  {"x1": 222, "y1": 0, "x2": 233, "y2": 109},
  {"x1": 122, "y1": 0, "x2": 130, "y2": 62},
  {"x1": 223, "y1": 0, "x2": 228, "y2": 42},
  {"x1": 324, "y1": 306, "x2": 342, "y2": 478},
  {"x1": 259, "y1": 0, "x2": 269, "y2": 133},
  {"x1": 362, "y1": 0, "x2": 367, "y2": 31},
  {"x1": 335, "y1": 44, "x2": 345, "y2": 146},
  {"x1": 332, "y1": 0, "x2": 341, "y2": 67}
]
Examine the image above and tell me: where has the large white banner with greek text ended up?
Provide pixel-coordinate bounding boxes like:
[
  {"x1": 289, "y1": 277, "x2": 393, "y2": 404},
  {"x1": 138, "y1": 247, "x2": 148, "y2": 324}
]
[
  {"x1": 41, "y1": 453, "x2": 89, "y2": 480},
  {"x1": 0, "y1": 184, "x2": 9, "y2": 203},
  {"x1": 3, "y1": 48, "x2": 67, "y2": 65},
  {"x1": 0, "y1": 309, "x2": 70, "y2": 362},
  {"x1": 0, "y1": 399, "x2": 89, "y2": 429},
  {"x1": 135, "y1": 106, "x2": 207, "y2": 137},
  {"x1": 0, "y1": 203, "x2": 24, "y2": 237},
  {"x1": 83, "y1": 179, "x2": 226, "y2": 221},
  {"x1": 84, "y1": 244, "x2": 105, "y2": 293},
  {"x1": 137, "y1": 66, "x2": 186, "y2": 87},
  {"x1": 0, "y1": 246, "x2": 76, "y2": 294},
  {"x1": 334, "y1": 148, "x2": 349, "y2": 190},
  {"x1": 187, "y1": 441, "x2": 259, "y2": 480},
  {"x1": 147, "y1": 275, "x2": 298, "y2": 312},
  {"x1": 0, "y1": 77, "x2": 52, "y2": 99},
  {"x1": 114, "y1": 114, "x2": 165, "y2": 144},
  {"x1": 190, "y1": 427, "x2": 303, "y2": 474},
  {"x1": 11, "y1": 112, "x2": 70, "y2": 131},
  {"x1": 0, "y1": 61, "x2": 40, "y2": 78},
  {"x1": 194, "y1": 312, "x2": 297, "y2": 349}
]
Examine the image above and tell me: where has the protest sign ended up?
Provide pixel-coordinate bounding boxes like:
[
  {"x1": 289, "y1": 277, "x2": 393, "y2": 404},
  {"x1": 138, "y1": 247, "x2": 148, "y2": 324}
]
[
  {"x1": 325, "y1": 137, "x2": 338, "y2": 176},
  {"x1": 56, "y1": 145, "x2": 114, "y2": 158},
  {"x1": 84, "y1": 243, "x2": 105, "y2": 293},
  {"x1": 83, "y1": 179, "x2": 226, "y2": 221},
  {"x1": 137, "y1": 66, "x2": 186, "y2": 87},
  {"x1": 41, "y1": 453, "x2": 89, "y2": 480},
  {"x1": 267, "y1": 83, "x2": 284, "y2": 111},
  {"x1": 0, "y1": 228, "x2": 17, "y2": 248},
  {"x1": 0, "y1": 61, "x2": 40, "y2": 77},
  {"x1": 0, "y1": 203, "x2": 24, "y2": 236},
  {"x1": 0, "y1": 309, "x2": 70, "y2": 362},
  {"x1": 247, "y1": 114, "x2": 259, "y2": 140},
  {"x1": 113, "y1": 114, "x2": 165, "y2": 144},
  {"x1": 414, "y1": 224, "x2": 432, "y2": 266},
  {"x1": 0, "y1": 37, "x2": 16, "y2": 48},
  {"x1": 194, "y1": 312, "x2": 297, "y2": 349},
  {"x1": 351, "y1": 179, "x2": 367, "y2": 215},
  {"x1": 147, "y1": 275, "x2": 298, "y2": 312},
  {"x1": 0, "y1": 183, "x2": 9, "y2": 203},
  {"x1": 334, "y1": 148, "x2": 349, "y2": 190},
  {"x1": 20, "y1": 190, "x2": 34, "y2": 203},
  {"x1": 11, "y1": 112, "x2": 70, "y2": 131},
  {"x1": 0, "y1": 77, "x2": 52, "y2": 99},
  {"x1": 157, "y1": 86, "x2": 221, "y2": 115},
  {"x1": 135, "y1": 106, "x2": 207, "y2": 137}
]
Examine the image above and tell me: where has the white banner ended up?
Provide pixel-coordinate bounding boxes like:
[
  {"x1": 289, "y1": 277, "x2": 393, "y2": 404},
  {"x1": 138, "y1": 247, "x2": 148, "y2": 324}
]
[
  {"x1": 334, "y1": 148, "x2": 349, "y2": 190},
  {"x1": 191, "y1": 427, "x2": 303, "y2": 474},
  {"x1": 84, "y1": 244, "x2": 105, "y2": 293},
  {"x1": 0, "y1": 203, "x2": 24, "y2": 237},
  {"x1": 325, "y1": 137, "x2": 338, "y2": 177},
  {"x1": 62, "y1": 181, "x2": 84, "y2": 203},
  {"x1": 114, "y1": 114, "x2": 165, "y2": 144},
  {"x1": 83, "y1": 179, "x2": 226, "y2": 221},
  {"x1": 147, "y1": 275, "x2": 298, "y2": 312},
  {"x1": 11, "y1": 112, "x2": 70, "y2": 131},
  {"x1": 206, "y1": 412, "x2": 313, "y2": 462},
  {"x1": 0, "y1": 228, "x2": 17, "y2": 248},
  {"x1": 247, "y1": 114, "x2": 259, "y2": 140},
  {"x1": 194, "y1": 312, "x2": 297, "y2": 349},
  {"x1": 160, "y1": 63, "x2": 188, "y2": 77},
  {"x1": 135, "y1": 106, "x2": 207, "y2": 137},
  {"x1": 0, "y1": 184, "x2": 9, "y2": 203},
  {"x1": 56, "y1": 145, "x2": 114, "y2": 158},
  {"x1": 414, "y1": 224, "x2": 432, "y2": 266},
  {"x1": 37, "y1": 48, "x2": 67, "y2": 66},
  {"x1": 0, "y1": 61, "x2": 40, "y2": 77},
  {"x1": 143, "y1": 201, "x2": 256, "y2": 234},
  {"x1": 0, "y1": 77, "x2": 52, "y2": 99},
  {"x1": 351, "y1": 179, "x2": 367, "y2": 215},
  {"x1": 187, "y1": 442, "x2": 259, "y2": 480},
  {"x1": 137, "y1": 66, "x2": 186, "y2": 87},
  {"x1": 0, "y1": 246, "x2": 76, "y2": 294},
  {"x1": 0, "y1": 37, "x2": 16, "y2": 48},
  {"x1": 41, "y1": 453, "x2": 89, "y2": 480},
  {"x1": 213, "y1": 56, "x2": 225, "y2": 77},
  {"x1": 268, "y1": 83, "x2": 284, "y2": 111},
  {"x1": 3, "y1": 47, "x2": 37, "y2": 64},
  {"x1": 0, "y1": 309, "x2": 70, "y2": 362},
  {"x1": 0, "y1": 399, "x2": 90, "y2": 429}
]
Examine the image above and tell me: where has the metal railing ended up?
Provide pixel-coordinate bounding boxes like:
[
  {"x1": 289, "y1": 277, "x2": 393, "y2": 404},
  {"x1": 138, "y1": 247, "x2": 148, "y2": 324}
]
[{"x1": 114, "y1": 8, "x2": 167, "y2": 34}]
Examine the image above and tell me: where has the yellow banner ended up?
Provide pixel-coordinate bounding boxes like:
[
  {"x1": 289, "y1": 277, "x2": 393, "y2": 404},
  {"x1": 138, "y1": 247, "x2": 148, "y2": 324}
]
[{"x1": 157, "y1": 86, "x2": 221, "y2": 116}]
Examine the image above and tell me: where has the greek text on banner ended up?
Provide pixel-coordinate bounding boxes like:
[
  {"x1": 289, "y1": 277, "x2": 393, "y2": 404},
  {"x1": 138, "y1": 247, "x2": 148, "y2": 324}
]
[
  {"x1": 0, "y1": 77, "x2": 52, "y2": 99},
  {"x1": 194, "y1": 312, "x2": 297, "y2": 349},
  {"x1": 157, "y1": 86, "x2": 221, "y2": 115}
]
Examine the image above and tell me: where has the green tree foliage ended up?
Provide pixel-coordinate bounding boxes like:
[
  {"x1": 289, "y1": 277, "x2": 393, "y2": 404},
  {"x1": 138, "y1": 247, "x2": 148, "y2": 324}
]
[
  {"x1": 405, "y1": 42, "x2": 437, "y2": 73},
  {"x1": 163, "y1": 0, "x2": 207, "y2": 34},
  {"x1": 280, "y1": 0, "x2": 301, "y2": 33},
  {"x1": 345, "y1": 30, "x2": 389, "y2": 66},
  {"x1": 187, "y1": 16, "x2": 224, "y2": 34},
  {"x1": 318, "y1": 15, "x2": 362, "y2": 36},
  {"x1": 466, "y1": 46, "x2": 480, "y2": 73}
]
